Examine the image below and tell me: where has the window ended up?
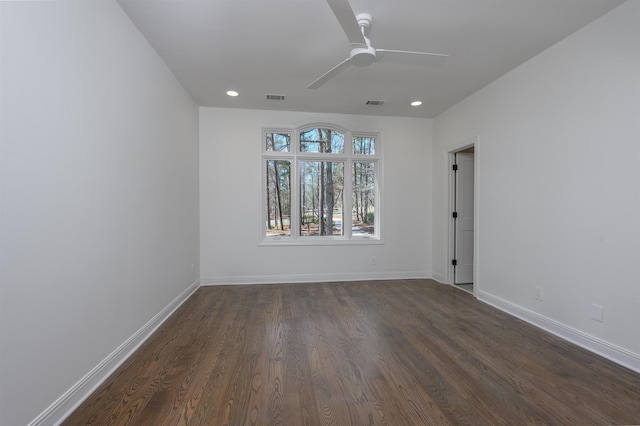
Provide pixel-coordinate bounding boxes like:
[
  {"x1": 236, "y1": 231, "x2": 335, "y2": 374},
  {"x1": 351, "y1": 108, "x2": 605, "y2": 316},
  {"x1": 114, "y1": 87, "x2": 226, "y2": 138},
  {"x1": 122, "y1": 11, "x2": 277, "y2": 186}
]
[{"x1": 263, "y1": 125, "x2": 380, "y2": 244}]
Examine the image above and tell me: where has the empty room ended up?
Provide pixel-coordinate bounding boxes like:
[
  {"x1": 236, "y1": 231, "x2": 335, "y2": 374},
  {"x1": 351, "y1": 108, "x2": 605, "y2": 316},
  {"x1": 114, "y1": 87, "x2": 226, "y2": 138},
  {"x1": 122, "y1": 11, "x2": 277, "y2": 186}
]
[{"x1": 1, "y1": 0, "x2": 639, "y2": 425}]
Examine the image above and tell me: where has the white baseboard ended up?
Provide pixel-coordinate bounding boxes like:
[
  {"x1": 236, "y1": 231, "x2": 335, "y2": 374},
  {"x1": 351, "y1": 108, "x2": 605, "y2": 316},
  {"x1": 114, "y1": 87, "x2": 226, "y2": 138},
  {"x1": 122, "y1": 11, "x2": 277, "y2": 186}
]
[
  {"x1": 478, "y1": 290, "x2": 640, "y2": 374},
  {"x1": 201, "y1": 271, "x2": 430, "y2": 286},
  {"x1": 430, "y1": 272, "x2": 445, "y2": 284},
  {"x1": 29, "y1": 279, "x2": 200, "y2": 426}
]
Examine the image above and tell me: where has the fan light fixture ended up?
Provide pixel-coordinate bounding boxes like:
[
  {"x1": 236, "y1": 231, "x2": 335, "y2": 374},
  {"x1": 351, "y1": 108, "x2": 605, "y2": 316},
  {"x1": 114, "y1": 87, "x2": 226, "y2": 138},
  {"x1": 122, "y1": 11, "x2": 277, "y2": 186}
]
[
  {"x1": 226, "y1": 90, "x2": 239, "y2": 97},
  {"x1": 411, "y1": 100, "x2": 423, "y2": 107}
]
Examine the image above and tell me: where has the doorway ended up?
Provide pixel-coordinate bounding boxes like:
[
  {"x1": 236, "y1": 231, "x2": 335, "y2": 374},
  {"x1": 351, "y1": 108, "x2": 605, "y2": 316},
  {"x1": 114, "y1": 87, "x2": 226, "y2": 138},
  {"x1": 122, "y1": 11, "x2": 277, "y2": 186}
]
[{"x1": 450, "y1": 145, "x2": 475, "y2": 294}]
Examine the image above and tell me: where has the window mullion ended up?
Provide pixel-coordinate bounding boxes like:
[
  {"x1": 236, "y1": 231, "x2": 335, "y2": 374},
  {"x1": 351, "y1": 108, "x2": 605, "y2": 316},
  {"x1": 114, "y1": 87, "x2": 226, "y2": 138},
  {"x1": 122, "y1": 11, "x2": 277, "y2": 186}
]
[
  {"x1": 290, "y1": 156, "x2": 300, "y2": 239},
  {"x1": 375, "y1": 160, "x2": 381, "y2": 237},
  {"x1": 344, "y1": 159, "x2": 353, "y2": 238}
]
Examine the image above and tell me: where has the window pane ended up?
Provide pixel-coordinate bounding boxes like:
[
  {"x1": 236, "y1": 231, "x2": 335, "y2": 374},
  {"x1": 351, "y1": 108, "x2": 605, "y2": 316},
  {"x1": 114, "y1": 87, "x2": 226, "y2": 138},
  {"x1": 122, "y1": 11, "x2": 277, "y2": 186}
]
[
  {"x1": 352, "y1": 162, "x2": 376, "y2": 236},
  {"x1": 300, "y1": 161, "x2": 344, "y2": 236},
  {"x1": 266, "y1": 160, "x2": 291, "y2": 236},
  {"x1": 353, "y1": 136, "x2": 375, "y2": 155},
  {"x1": 266, "y1": 132, "x2": 291, "y2": 152},
  {"x1": 300, "y1": 128, "x2": 344, "y2": 153}
]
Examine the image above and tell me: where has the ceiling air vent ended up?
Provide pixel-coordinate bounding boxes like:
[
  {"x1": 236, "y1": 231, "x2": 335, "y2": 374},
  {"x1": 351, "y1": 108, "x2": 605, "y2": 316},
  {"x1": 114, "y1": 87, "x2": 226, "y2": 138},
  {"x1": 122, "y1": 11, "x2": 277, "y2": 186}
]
[
  {"x1": 365, "y1": 100, "x2": 385, "y2": 106},
  {"x1": 266, "y1": 94, "x2": 286, "y2": 101}
]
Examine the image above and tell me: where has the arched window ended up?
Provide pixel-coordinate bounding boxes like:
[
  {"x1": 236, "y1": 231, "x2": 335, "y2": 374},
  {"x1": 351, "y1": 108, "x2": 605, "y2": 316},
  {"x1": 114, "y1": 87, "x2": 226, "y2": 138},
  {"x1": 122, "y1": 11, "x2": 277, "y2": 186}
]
[{"x1": 262, "y1": 125, "x2": 381, "y2": 244}]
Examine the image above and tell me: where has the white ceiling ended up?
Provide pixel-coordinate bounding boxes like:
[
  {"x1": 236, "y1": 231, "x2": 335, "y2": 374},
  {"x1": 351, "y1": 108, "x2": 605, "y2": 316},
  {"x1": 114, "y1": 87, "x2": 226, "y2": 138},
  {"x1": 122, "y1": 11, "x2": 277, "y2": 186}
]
[{"x1": 117, "y1": 0, "x2": 624, "y2": 118}]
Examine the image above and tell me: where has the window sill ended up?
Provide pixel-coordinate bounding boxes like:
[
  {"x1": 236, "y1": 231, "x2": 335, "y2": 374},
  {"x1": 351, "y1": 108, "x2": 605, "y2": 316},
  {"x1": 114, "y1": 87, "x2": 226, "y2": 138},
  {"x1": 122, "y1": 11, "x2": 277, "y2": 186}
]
[{"x1": 259, "y1": 236, "x2": 383, "y2": 247}]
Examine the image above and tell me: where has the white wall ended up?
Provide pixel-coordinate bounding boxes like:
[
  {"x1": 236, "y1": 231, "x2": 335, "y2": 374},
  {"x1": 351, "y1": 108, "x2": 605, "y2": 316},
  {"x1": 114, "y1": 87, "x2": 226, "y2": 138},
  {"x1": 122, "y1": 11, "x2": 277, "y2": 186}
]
[
  {"x1": 0, "y1": 2, "x2": 200, "y2": 425},
  {"x1": 433, "y1": 1, "x2": 640, "y2": 369},
  {"x1": 200, "y1": 107, "x2": 432, "y2": 284}
]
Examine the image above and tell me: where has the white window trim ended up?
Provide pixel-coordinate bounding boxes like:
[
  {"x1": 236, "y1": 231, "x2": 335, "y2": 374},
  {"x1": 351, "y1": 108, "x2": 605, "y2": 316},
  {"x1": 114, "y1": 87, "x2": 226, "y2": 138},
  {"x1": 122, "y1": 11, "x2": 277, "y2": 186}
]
[{"x1": 260, "y1": 124, "x2": 383, "y2": 246}]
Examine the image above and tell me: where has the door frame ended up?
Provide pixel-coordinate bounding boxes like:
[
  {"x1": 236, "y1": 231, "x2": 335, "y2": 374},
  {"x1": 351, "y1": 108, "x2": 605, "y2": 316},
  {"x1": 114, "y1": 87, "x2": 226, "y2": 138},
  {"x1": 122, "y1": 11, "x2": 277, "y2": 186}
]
[{"x1": 445, "y1": 137, "x2": 480, "y2": 295}]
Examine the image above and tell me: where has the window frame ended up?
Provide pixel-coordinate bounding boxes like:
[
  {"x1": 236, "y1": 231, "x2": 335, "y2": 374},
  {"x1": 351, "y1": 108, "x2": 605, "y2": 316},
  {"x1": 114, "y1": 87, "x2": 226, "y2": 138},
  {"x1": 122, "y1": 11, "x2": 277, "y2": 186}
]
[{"x1": 260, "y1": 124, "x2": 383, "y2": 246}]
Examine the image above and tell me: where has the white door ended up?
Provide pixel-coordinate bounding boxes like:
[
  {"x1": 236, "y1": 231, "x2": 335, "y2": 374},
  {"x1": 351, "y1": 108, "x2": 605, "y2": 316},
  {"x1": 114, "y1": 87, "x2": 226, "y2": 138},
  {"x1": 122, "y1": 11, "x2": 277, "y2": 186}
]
[{"x1": 455, "y1": 152, "x2": 474, "y2": 284}]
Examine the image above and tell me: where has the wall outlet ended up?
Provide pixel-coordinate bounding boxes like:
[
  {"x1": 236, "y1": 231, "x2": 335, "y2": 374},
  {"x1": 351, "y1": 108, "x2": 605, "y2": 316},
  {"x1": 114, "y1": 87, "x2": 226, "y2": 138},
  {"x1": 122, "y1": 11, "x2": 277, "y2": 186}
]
[
  {"x1": 535, "y1": 286, "x2": 543, "y2": 301},
  {"x1": 590, "y1": 303, "x2": 604, "y2": 322},
  {"x1": 190, "y1": 264, "x2": 195, "y2": 275},
  {"x1": 370, "y1": 256, "x2": 377, "y2": 265}
]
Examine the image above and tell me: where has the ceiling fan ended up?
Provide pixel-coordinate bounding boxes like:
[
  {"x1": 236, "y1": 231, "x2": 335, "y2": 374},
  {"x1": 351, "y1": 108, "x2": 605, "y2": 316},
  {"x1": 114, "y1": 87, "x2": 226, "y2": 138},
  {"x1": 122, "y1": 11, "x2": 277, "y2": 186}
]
[{"x1": 308, "y1": 0, "x2": 449, "y2": 89}]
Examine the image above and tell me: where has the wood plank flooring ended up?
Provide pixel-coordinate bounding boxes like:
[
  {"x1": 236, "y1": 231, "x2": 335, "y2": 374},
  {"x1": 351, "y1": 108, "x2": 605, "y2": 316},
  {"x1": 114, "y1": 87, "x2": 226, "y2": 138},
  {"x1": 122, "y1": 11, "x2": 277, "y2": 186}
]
[{"x1": 63, "y1": 280, "x2": 640, "y2": 425}]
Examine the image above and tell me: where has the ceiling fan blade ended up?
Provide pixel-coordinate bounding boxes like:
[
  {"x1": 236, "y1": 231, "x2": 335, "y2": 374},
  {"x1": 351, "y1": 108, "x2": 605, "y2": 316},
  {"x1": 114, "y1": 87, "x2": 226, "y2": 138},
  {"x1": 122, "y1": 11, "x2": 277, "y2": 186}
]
[
  {"x1": 326, "y1": 0, "x2": 367, "y2": 46},
  {"x1": 307, "y1": 57, "x2": 352, "y2": 89},
  {"x1": 376, "y1": 49, "x2": 449, "y2": 68}
]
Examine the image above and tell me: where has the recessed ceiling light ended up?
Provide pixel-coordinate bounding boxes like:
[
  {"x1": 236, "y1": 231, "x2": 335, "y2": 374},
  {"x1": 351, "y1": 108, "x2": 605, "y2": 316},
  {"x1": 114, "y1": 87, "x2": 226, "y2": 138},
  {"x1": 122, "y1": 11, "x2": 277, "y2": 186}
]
[
  {"x1": 226, "y1": 90, "x2": 239, "y2": 97},
  {"x1": 410, "y1": 100, "x2": 423, "y2": 107}
]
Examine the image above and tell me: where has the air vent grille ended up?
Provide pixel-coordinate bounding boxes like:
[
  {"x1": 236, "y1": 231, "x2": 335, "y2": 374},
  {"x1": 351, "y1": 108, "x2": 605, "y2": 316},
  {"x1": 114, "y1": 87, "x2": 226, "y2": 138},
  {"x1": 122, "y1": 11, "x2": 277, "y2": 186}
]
[
  {"x1": 365, "y1": 100, "x2": 385, "y2": 106},
  {"x1": 266, "y1": 94, "x2": 286, "y2": 101}
]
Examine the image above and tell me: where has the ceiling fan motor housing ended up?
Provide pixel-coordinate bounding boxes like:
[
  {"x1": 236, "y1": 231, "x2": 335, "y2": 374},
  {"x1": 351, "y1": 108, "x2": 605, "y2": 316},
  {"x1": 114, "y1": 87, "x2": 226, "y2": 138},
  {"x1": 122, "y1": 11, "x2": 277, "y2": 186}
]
[{"x1": 350, "y1": 45, "x2": 377, "y2": 66}]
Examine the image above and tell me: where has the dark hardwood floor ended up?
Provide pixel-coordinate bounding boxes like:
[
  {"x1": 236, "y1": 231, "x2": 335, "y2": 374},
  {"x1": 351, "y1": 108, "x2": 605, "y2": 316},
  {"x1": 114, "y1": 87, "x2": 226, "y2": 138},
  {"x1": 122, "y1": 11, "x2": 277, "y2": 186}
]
[{"x1": 63, "y1": 280, "x2": 640, "y2": 425}]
